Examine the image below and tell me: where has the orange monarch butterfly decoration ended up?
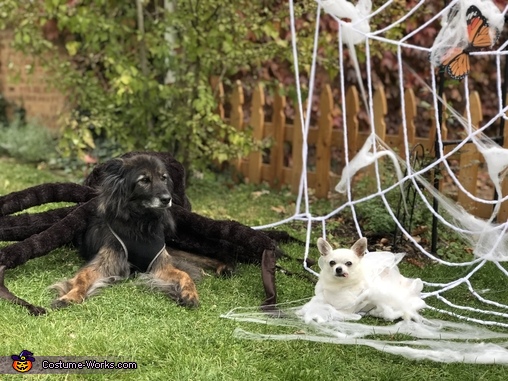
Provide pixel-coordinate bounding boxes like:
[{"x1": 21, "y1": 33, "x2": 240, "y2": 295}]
[{"x1": 440, "y1": 5, "x2": 500, "y2": 80}]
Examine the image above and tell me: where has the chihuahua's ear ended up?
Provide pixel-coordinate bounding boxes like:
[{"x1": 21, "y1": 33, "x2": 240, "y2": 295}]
[
  {"x1": 317, "y1": 237, "x2": 333, "y2": 256},
  {"x1": 351, "y1": 237, "x2": 367, "y2": 257}
]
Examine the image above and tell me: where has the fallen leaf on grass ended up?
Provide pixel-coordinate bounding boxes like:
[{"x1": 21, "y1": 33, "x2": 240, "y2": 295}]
[
  {"x1": 411, "y1": 225, "x2": 428, "y2": 236},
  {"x1": 251, "y1": 190, "x2": 270, "y2": 199},
  {"x1": 271, "y1": 205, "x2": 286, "y2": 214},
  {"x1": 406, "y1": 257, "x2": 425, "y2": 269}
]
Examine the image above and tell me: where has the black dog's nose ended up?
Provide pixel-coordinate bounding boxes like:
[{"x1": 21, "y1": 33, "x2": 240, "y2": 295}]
[{"x1": 160, "y1": 195, "x2": 172, "y2": 206}]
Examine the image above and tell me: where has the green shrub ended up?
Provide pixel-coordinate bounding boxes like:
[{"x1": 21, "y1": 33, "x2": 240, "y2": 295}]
[{"x1": 0, "y1": 116, "x2": 57, "y2": 163}]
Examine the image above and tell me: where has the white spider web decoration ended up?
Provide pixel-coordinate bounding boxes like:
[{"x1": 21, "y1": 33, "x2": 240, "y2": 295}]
[{"x1": 222, "y1": 0, "x2": 508, "y2": 364}]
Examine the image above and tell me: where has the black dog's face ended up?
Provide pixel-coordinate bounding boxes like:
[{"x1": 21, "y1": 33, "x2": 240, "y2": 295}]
[
  {"x1": 98, "y1": 155, "x2": 174, "y2": 219},
  {"x1": 129, "y1": 161, "x2": 173, "y2": 210}
]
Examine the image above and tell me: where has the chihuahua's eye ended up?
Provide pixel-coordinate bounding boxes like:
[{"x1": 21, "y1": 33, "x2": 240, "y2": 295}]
[
  {"x1": 345, "y1": 261, "x2": 353, "y2": 267},
  {"x1": 329, "y1": 261, "x2": 336, "y2": 267}
]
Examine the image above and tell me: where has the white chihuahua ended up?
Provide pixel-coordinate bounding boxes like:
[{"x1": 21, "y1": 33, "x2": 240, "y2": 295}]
[
  {"x1": 299, "y1": 237, "x2": 426, "y2": 323},
  {"x1": 315, "y1": 237, "x2": 369, "y2": 315}
]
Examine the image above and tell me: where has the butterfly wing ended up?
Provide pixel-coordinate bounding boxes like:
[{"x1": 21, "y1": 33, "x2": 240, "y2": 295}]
[
  {"x1": 439, "y1": 5, "x2": 497, "y2": 80},
  {"x1": 467, "y1": 5, "x2": 497, "y2": 48},
  {"x1": 441, "y1": 47, "x2": 470, "y2": 80}
]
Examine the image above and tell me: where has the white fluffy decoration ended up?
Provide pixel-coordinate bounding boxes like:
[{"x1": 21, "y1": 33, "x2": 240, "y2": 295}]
[
  {"x1": 222, "y1": 309, "x2": 508, "y2": 364},
  {"x1": 335, "y1": 135, "x2": 402, "y2": 193},
  {"x1": 335, "y1": 134, "x2": 408, "y2": 213},
  {"x1": 351, "y1": 251, "x2": 426, "y2": 320},
  {"x1": 319, "y1": 0, "x2": 372, "y2": 45}
]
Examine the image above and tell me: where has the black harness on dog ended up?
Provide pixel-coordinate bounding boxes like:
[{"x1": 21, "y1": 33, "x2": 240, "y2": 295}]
[{"x1": 108, "y1": 225, "x2": 166, "y2": 273}]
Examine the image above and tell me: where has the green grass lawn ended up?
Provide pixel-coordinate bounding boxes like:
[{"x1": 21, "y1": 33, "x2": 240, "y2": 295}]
[{"x1": 0, "y1": 156, "x2": 507, "y2": 380}]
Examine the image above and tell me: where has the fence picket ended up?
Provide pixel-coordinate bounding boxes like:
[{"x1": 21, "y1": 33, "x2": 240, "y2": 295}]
[
  {"x1": 230, "y1": 80, "x2": 244, "y2": 130},
  {"x1": 270, "y1": 85, "x2": 286, "y2": 189},
  {"x1": 367, "y1": 86, "x2": 387, "y2": 186},
  {"x1": 399, "y1": 88, "x2": 416, "y2": 160},
  {"x1": 248, "y1": 83, "x2": 264, "y2": 184},
  {"x1": 291, "y1": 102, "x2": 305, "y2": 194},
  {"x1": 230, "y1": 80, "x2": 244, "y2": 174},
  {"x1": 345, "y1": 86, "x2": 360, "y2": 159},
  {"x1": 373, "y1": 86, "x2": 387, "y2": 141},
  {"x1": 457, "y1": 91, "x2": 482, "y2": 215},
  {"x1": 315, "y1": 85, "x2": 333, "y2": 198}
]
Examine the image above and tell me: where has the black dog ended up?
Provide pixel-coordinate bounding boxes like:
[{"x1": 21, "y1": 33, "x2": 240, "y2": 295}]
[{"x1": 51, "y1": 154, "x2": 226, "y2": 308}]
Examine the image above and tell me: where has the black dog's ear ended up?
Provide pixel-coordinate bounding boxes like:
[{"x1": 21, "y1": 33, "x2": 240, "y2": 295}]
[
  {"x1": 97, "y1": 159, "x2": 128, "y2": 218},
  {"x1": 100, "y1": 158, "x2": 124, "y2": 177}
]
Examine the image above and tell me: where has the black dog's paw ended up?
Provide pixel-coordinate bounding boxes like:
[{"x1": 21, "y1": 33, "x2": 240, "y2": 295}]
[
  {"x1": 28, "y1": 305, "x2": 47, "y2": 316},
  {"x1": 216, "y1": 264, "x2": 235, "y2": 278},
  {"x1": 51, "y1": 298, "x2": 71, "y2": 309},
  {"x1": 177, "y1": 290, "x2": 199, "y2": 309},
  {"x1": 178, "y1": 298, "x2": 199, "y2": 309}
]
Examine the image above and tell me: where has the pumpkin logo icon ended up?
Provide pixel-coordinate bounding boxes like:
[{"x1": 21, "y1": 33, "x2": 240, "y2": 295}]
[{"x1": 11, "y1": 350, "x2": 35, "y2": 373}]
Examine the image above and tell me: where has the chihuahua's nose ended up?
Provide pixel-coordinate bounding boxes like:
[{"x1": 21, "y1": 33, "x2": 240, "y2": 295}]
[{"x1": 335, "y1": 267, "x2": 343, "y2": 275}]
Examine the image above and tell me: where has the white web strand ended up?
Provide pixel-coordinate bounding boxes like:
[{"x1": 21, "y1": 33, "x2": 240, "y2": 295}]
[
  {"x1": 221, "y1": 304, "x2": 508, "y2": 364},
  {"x1": 226, "y1": 0, "x2": 508, "y2": 363}
]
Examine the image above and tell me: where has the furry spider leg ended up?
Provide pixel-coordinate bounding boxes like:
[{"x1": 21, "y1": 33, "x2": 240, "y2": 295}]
[
  {"x1": 0, "y1": 181, "x2": 97, "y2": 247},
  {"x1": 0, "y1": 265, "x2": 46, "y2": 316},
  {"x1": 0, "y1": 198, "x2": 97, "y2": 269},
  {"x1": 0, "y1": 207, "x2": 78, "y2": 241},
  {"x1": 0, "y1": 198, "x2": 98, "y2": 315},
  {"x1": 0, "y1": 182, "x2": 101, "y2": 315},
  {"x1": 169, "y1": 204, "x2": 280, "y2": 262},
  {"x1": 0, "y1": 183, "x2": 95, "y2": 216}
]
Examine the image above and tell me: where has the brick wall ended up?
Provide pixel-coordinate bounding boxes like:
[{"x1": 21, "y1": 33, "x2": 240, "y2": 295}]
[{"x1": 0, "y1": 30, "x2": 67, "y2": 129}]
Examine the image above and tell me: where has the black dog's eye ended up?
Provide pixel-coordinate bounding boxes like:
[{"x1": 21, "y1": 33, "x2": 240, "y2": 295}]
[
  {"x1": 161, "y1": 173, "x2": 168, "y2": 181},
  {"x1": 329, "y1": 261, "x2": 336, "y2": 267},
  {"x1": 138, "y1": 177, "x2": 151, "y2": 185},
  {"x1": 345, "y1": 261, "x2": 352, "y2": 267}
]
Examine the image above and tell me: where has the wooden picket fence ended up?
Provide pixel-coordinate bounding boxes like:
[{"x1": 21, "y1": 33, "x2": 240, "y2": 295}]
[{"x1": 214, "y1": 79, "x2": 508, "y2": 221}]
